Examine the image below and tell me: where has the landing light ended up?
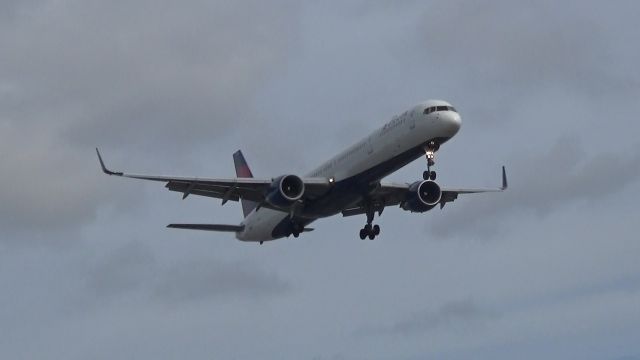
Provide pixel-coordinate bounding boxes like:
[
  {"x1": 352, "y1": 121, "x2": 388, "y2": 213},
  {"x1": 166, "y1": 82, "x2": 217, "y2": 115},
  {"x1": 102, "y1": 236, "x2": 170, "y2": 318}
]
[{"x1": 329, "y1": 177, "x2": 335, "y2": 184}]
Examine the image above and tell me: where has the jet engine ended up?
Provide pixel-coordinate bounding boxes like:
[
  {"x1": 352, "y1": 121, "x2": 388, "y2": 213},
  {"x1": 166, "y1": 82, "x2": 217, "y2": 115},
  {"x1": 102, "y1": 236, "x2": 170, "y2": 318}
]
[
  {"x1": 400, "y1": 180, "x2": 442, "y2": 213},
  {"x1": 266, "y1": 175, "x2": 305, "y2": 208}
]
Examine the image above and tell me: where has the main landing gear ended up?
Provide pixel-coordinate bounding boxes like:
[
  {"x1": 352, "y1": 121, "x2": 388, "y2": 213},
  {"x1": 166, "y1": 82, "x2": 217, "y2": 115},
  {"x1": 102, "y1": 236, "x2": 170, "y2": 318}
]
[
  {"x1": 290, "y1": 222, "x2": 304, "y2": 238},
  {"x1": 422, "y1": 141, "x2": 439, "y2": 181},
  {"x1": 359, "y1": 206, "x2": 381, "y2": 240}
]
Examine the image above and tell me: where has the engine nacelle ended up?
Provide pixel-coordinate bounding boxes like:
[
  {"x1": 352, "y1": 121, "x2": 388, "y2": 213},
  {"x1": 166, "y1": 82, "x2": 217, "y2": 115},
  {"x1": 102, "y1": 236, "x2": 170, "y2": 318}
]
[
  {"x1": 401, "y1": 180, "x2": 442, "y2": 213},
  {"x1": 266, "y1": 175, "x2": 305, "y2": 208}
]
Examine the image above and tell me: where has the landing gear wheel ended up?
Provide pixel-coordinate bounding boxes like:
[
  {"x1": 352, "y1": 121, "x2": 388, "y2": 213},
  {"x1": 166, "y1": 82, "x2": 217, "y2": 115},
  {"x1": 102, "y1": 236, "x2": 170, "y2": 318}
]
[
  {"x1": 423, "y1": 171, "x2": 437, "y2": 180},
  {"x1": 291, "y1": 222, "x2": 303, "y2": 238},
  {"x1": 359, "y1": 224, "x2": 379, "y2": 240}
]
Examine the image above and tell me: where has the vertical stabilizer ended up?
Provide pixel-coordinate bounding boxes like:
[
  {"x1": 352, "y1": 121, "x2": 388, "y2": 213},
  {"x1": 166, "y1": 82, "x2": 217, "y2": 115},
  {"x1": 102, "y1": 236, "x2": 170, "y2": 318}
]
[{"x1": 233, "y1": 150, "x2": 258, "y2": 218}]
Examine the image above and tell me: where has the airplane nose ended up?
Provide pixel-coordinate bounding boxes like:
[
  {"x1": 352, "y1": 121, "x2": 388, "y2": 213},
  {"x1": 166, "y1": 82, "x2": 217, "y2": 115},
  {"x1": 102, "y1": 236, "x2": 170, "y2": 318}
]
[{"x1": 441, "y1": 111, "x2": 461, "y2": 136}]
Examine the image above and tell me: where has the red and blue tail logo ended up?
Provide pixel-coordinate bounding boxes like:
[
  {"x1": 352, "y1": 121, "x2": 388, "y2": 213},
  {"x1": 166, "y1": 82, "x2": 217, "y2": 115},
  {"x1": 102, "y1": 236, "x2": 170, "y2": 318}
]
[{"x1": 233, "y1": 150, "x2": 258, "y2": 218}]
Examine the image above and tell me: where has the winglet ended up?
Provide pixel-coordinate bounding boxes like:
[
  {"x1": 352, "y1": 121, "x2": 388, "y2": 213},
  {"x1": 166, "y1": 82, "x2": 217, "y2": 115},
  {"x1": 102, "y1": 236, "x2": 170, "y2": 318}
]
[
  {"x1": 96, "y1": 148, "x2": 123, "y2": 176},
  {"x1": 501, "y1": 166, "x2": 508, "y2": 190}
]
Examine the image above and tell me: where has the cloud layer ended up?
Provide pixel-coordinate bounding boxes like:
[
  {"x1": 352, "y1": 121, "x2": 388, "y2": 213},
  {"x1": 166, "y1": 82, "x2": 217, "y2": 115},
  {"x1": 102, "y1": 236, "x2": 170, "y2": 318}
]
[{"x1": 1, "y1": 1, "x2": 640, "y2": 359}]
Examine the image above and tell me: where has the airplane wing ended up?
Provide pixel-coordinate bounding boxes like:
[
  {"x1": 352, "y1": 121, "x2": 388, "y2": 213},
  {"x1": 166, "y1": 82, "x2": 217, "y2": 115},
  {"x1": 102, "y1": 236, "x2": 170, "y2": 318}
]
[
  {"x1": 341, "y1": 166, "x2": 507, "y2": 217},
  {"x1": 96, "y1": 149, "x2": 331, "y2": 206}
]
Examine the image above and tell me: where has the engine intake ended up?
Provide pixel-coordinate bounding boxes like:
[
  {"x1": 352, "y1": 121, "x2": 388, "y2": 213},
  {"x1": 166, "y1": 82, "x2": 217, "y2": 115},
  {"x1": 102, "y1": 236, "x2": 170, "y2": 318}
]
[
  {"x1": 401, "y1": 180, "x2": 442, "y2": 213},
  {"x1": 266, "y1": 175, "x2": 305, "y2": 208}
]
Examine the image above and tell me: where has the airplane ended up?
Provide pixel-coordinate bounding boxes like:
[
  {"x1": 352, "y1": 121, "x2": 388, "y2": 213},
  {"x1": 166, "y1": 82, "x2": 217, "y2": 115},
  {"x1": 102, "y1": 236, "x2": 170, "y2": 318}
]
[{"x1": 97, "y1": 99, "x2": 507, "y2": 244}]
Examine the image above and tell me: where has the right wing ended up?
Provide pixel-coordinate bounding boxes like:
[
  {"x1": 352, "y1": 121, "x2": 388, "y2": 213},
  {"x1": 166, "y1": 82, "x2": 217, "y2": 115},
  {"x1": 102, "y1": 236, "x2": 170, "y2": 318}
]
[
  {"x1": 342, "y1": 166, "x2": 507, "y2": 217},
  {"x1": 96, "y1": 149, "x2": 331, "y2": 207}
]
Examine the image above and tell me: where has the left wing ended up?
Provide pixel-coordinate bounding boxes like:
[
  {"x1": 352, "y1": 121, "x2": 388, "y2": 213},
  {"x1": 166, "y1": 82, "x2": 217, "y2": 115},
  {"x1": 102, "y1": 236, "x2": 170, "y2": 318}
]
[
  {"x1": 96, "y1": 149, "x2": 331, "y2": 207},
  {"x1": 342, "y1": 166, "x2": 507, "y2": 217}
]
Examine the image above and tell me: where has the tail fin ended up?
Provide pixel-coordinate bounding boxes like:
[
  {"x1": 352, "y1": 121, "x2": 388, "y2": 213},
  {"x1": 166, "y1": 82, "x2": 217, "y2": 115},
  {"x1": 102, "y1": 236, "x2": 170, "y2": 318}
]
[{"x1": 233, "y1": 150, "x2": 258, "y2": 218}]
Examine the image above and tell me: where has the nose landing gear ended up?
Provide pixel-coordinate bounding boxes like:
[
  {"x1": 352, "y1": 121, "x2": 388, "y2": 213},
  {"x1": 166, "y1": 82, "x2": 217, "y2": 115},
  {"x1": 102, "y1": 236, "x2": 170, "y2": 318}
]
[{"x1": 422, "y1": 141, "x2": 439, "y2": 181}]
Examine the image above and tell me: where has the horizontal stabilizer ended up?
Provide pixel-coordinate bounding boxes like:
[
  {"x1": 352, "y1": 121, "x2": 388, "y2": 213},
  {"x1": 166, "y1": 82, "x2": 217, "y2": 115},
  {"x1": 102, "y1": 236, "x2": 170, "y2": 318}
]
[{"x1": 167, "y1": 224, "x2": 244, "y2": 232}]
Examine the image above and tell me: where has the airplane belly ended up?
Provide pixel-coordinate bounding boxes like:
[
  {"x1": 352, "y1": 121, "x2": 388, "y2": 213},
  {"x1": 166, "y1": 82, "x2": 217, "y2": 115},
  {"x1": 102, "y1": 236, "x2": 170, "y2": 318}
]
[{"x1": 237, "y1": 209, "x2": 284, "y2": 242}]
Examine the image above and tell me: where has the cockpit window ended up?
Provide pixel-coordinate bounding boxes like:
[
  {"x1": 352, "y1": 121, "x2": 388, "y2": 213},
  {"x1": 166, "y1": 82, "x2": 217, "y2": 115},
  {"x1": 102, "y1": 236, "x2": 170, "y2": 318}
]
[{"x1": 424, "y1": 105, "x2": 457, "y2": 114}]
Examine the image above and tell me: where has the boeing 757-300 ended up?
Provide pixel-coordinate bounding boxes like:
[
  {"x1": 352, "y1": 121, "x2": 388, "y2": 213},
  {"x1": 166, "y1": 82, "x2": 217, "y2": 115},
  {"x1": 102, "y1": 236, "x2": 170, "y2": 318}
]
[{"x1": 97, "y1": 99, "x2": 507, "y2": 244}]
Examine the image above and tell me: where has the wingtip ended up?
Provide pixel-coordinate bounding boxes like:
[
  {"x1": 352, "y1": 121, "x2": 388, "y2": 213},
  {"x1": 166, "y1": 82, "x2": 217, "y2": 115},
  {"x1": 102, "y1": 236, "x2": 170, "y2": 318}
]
[
  {"x1": 501, "y1": 166, "x2": 508, "y2": 190},
  {"x1": 96, "y1": 148, "x2": 123, "y2": 176}
]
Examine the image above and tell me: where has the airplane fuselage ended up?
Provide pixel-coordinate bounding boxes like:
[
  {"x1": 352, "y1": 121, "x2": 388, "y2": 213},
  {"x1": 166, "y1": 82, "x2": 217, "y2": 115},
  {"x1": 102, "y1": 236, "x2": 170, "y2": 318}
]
[{"x1": 237, "y1": 100, "x2": 462, "y2": 241}]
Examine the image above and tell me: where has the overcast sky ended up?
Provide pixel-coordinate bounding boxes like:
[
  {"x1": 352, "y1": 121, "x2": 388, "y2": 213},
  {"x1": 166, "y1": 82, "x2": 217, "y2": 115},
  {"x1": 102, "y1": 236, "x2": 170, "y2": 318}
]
[{"x1": 1, "y1": 1, "x2": 640, "y2": 359}]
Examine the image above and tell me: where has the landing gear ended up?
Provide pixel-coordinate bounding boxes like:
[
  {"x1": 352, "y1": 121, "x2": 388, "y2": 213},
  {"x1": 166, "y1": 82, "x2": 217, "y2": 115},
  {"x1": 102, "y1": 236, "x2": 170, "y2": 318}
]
[
  {"x1": 290, "y1": 223, "x2": 303, "y2": 238},
  {"x1": 359, "y1": 207, "x2": 381, "y2": 240},
  {"x1": 423, "y1": 141, "x2": 439, "y2": 181}
]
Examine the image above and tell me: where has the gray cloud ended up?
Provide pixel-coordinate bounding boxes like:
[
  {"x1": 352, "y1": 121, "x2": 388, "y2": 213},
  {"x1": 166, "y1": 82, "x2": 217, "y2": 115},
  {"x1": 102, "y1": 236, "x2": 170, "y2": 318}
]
[
  {"x1": 359, "y1": 299, "x2": 495, "y2": 337},
  {"x1": 419, "y1": 1, "x2": 632, "y2": 90},
  {"x1": 0, "y1": 0, "x2": 299, "y2": 144},
  {"x1": 0, "y1": 123, "x2": 120, "y2": 237},
  {"x1": 430, "y1": 137, "x2": 640, "y2": 239},
  {"x1": 86, "y1": 241, "x2": 291, "y2": 305},
  {"x1": 391, "y1": 300, "x2": 495, "y2": 335},
  {"x1": 2, "y1": 1, "x2": 640, "y2": 359},
  {"x1": 412, "y1": 1, "x2": 640, "y2": 127},
  {"x1": 0, "y1": 0, "x2": 300, "y2": 234},
  {"x1": 87, "y1": 240, "x2": 157, "y2": 298},
  {"x1": 152, "y1": 258, "x2": 291, "y2": 303}
]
